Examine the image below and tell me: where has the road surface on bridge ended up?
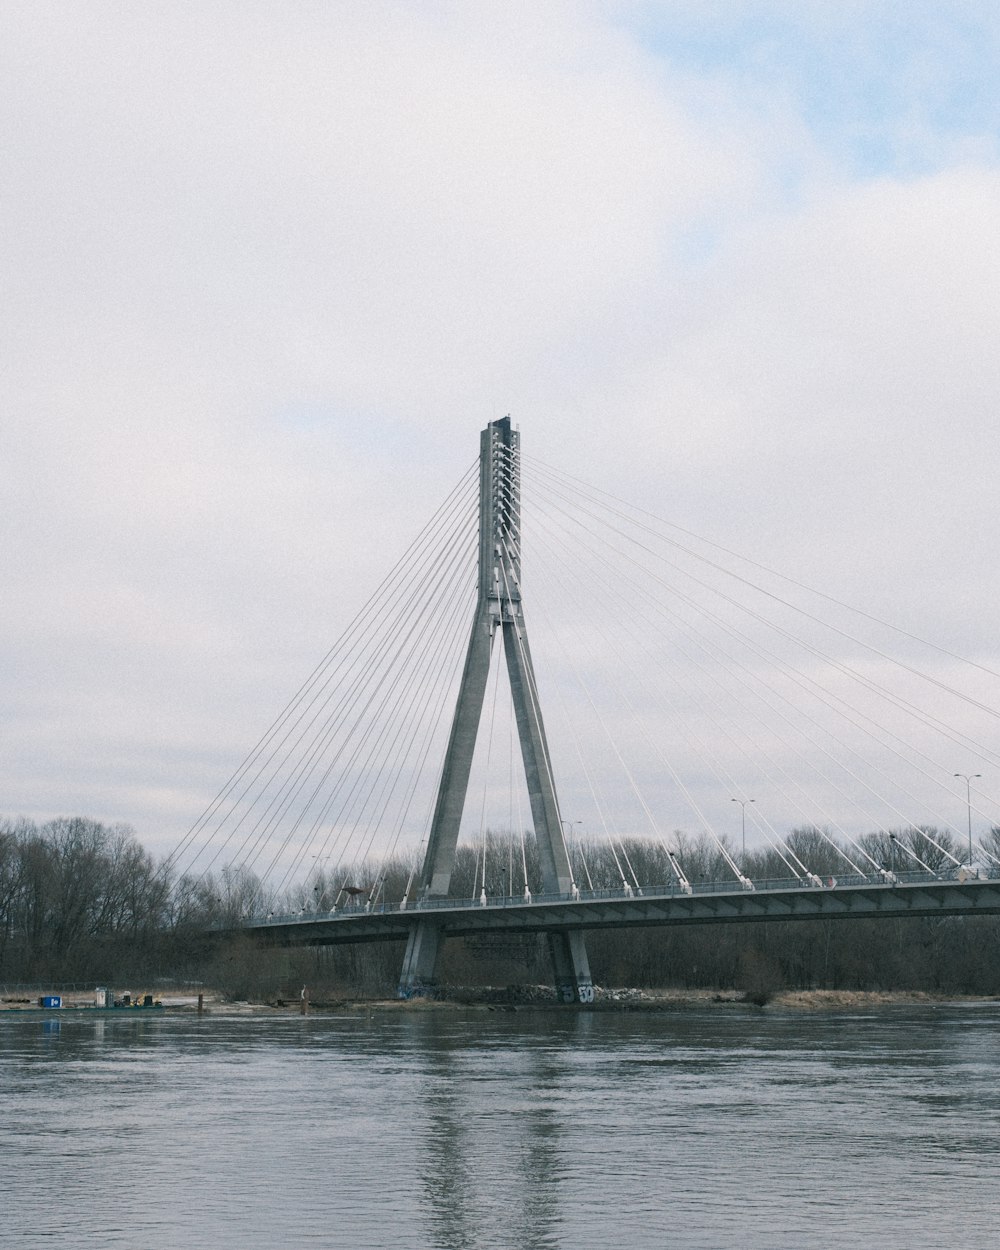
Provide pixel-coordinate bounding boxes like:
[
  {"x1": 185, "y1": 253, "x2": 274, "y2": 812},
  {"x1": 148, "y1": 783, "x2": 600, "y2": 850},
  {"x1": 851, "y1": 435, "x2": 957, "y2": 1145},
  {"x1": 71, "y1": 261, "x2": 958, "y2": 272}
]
[{"x1": 239, "y1": 871, "x2": 1000, "y2": 948}]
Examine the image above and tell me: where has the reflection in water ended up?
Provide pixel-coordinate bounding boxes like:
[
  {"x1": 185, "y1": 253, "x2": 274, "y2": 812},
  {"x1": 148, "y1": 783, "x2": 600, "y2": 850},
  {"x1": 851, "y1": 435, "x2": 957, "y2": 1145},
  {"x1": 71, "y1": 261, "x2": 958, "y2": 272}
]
[
  {"x1": 421, "y1": 1041, "x2": 477, "y2": 1249},
  {"x1": 2, "y1": 1005, "x2": 1000, "y2": 1249},
  {"x1": 418, "y1": 1022, "x2": 566, "y2": 1250}
]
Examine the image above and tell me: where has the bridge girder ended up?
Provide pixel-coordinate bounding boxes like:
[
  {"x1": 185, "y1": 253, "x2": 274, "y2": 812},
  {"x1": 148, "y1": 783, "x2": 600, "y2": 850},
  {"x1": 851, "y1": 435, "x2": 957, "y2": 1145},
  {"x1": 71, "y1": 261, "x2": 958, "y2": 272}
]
[{"x1": 245, "y1": 878, "x2": 1000, "y2": 951}]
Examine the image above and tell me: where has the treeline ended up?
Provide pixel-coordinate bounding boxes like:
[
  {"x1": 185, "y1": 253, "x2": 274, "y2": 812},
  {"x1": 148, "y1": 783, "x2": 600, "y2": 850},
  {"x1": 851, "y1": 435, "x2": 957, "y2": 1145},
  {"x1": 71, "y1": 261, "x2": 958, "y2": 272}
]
[
  {"x1": 3, "y1": 816, "x2": 1000, "y2": 999},
  {"x1": 0, "y1": 816, "x2": 243, "y2": 985}
]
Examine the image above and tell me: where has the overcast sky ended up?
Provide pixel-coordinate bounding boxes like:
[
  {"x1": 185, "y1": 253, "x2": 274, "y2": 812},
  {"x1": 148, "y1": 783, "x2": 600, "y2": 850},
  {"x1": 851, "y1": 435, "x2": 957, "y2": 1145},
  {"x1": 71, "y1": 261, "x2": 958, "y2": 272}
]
[{"x1": 4, "y1": 1, "x2": 1000, "y2": 867}]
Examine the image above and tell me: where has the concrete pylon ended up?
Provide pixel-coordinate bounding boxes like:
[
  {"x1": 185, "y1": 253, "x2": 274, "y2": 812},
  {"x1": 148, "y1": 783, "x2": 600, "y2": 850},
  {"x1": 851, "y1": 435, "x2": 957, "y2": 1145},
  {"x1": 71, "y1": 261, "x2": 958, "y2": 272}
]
[{"x1": 398, "y1": 417, "x2": 592, "y2": 1002}]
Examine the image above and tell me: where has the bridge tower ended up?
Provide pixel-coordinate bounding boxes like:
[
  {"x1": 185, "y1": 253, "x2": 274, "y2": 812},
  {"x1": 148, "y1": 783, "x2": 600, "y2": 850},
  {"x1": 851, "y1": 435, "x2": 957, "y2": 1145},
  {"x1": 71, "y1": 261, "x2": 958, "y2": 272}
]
[{"x1": 398, "y1": 417, "x2": 593, "y2": 1001}]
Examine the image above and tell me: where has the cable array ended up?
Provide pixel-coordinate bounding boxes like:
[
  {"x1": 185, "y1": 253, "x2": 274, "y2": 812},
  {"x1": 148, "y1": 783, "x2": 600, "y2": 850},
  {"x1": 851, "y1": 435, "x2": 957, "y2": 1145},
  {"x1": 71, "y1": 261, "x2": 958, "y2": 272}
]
[
  {"x1": 170, "y1": 461, "x2": 480, "y2": 901},
  {"x1": 517, "y1": 455, "x2": 1000, "y2": 882}
]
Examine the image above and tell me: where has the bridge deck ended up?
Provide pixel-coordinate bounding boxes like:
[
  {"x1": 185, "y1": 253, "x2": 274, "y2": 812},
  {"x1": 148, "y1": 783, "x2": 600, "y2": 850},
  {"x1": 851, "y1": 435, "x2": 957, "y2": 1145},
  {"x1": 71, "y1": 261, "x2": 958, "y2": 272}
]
[{"x1": 240, "y1": 872, "x2": 1000, "y2": 948}]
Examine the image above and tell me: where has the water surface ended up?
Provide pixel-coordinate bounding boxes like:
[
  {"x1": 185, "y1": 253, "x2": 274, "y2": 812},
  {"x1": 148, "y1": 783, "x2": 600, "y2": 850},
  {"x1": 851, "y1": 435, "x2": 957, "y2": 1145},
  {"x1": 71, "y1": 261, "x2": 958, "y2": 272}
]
[{"x1": 2, "y1": 1004, "x2": 998, "y2": 1248}]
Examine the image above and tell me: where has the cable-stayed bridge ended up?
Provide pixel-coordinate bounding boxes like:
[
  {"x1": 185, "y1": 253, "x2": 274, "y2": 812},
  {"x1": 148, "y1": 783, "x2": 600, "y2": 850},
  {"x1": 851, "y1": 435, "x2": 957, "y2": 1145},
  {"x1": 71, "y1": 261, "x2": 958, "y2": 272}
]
[{"x1": 174, "y1": 418, "x2": 1000, "y2": 1000}]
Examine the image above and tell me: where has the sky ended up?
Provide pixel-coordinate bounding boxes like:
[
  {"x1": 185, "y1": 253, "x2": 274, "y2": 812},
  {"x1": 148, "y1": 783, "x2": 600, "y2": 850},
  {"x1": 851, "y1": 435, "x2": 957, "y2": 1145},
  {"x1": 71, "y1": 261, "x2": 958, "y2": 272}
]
[{"x1": 4, "y1": 1, "x2": 1000, "y2": 872}]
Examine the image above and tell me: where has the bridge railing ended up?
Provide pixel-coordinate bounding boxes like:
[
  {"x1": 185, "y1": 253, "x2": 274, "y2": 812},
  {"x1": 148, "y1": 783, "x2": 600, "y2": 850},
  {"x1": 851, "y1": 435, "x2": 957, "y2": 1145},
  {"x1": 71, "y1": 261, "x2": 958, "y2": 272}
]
[{"x1": 243, "y1": 867, "x2": 982, "y2": 928}]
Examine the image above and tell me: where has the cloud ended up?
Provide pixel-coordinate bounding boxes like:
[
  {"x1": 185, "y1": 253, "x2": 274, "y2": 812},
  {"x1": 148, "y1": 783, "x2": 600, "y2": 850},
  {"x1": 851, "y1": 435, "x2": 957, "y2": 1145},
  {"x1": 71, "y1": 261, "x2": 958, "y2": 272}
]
[{"x1": 3, "y1": 2, "x2": 999, "y2": 866}]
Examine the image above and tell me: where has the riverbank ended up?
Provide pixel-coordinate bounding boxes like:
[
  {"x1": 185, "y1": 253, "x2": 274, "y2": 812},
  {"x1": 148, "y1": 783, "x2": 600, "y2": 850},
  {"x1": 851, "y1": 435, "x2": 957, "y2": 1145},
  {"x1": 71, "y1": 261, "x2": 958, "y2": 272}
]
[
  {"x1": 0, "y1": 989, "x2": 209, "y2": 1013},
  {"x1": 769, "y1": 989, "x2": 998, "y2": 1011},
  {"x1": 222, "y1": 987, "x2": 1000, "y2": 1014},
  {"x1": 4, "y1": 986, "x2": 997, "y2": 1015}
]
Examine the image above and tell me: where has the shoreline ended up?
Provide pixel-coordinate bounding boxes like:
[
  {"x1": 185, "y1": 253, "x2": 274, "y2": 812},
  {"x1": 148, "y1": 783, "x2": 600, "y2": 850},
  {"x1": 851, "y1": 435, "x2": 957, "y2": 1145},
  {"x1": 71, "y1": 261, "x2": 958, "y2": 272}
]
[{"x1": 3, "y1": 988, "x2": 998, "y2": 1017}]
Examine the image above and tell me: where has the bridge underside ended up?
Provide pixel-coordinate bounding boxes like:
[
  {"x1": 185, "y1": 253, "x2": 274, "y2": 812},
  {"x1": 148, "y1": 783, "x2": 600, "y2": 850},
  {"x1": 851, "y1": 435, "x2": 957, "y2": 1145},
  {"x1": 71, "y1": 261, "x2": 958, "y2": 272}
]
[{"x1": 244, "y1": 879, "x2": 1000, "y2": 951}]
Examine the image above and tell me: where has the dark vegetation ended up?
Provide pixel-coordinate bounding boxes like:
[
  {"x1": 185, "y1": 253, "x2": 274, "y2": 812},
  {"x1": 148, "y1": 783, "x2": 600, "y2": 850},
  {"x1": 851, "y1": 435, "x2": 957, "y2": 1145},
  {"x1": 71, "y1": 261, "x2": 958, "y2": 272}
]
[{"x1": 3, "y1": 816, "x2": 1000, "y2": 1002}]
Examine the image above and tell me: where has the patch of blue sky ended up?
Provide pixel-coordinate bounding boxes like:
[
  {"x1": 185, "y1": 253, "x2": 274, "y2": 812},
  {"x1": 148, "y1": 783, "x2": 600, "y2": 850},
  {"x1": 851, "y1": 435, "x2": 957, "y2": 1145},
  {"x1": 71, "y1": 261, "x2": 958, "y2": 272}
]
[{"x1": 615, "y1": 2, "x2": 1000, "y2": 178}]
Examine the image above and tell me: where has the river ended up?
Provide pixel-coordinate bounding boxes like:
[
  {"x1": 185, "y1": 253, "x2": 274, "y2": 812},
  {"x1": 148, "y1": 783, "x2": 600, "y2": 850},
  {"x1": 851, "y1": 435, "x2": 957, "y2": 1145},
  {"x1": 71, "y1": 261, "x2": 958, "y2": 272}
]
[{"x1": 2, "y1": 1003, "x2": 998, "y2": 1248}]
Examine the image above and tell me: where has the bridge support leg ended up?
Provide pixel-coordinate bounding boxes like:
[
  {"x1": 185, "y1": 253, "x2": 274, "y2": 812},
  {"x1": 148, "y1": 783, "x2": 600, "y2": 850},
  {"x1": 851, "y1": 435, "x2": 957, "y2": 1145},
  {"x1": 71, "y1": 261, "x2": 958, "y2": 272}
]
[
  {"x1": 399, "y1": 922, "x2": 593, "y2": 1003},
  {"x1": 398, "y1": 919, "x2": 442, "y2": 998},
  {"x1": 549, "y1": 930, "x2": 594, "y2": 1003},
  {"x1": 397, "y1": 418, "x2": 593, "y2": 1003}
]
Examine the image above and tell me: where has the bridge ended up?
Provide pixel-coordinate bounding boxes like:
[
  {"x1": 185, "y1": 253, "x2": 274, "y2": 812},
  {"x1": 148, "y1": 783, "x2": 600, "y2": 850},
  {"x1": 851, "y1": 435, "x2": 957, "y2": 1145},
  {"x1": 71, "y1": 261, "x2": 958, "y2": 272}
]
[
  {"x1": 250, "y1": 873, "x2": 1000, "y2": 937},
  {"x1": 180, "y1": 417, "x2": 1000, "y2": 1001}
]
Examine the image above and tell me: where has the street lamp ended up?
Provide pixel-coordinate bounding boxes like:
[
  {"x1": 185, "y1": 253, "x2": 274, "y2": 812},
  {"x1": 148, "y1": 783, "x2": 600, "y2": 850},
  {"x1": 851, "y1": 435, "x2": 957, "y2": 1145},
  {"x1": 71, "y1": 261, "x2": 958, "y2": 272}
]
[
  {"x1": 561, "y1": 819, "x2": 587, "y2": 890},
  {"x1": 731, "y1": 798, "x2": 755, "y2": 869},
  {"x1": 954, "y1": 773, "x2": 981, "y2": 866},
  {"x1": 560, "y1": 818, "x2": 583, "y2": 858}
]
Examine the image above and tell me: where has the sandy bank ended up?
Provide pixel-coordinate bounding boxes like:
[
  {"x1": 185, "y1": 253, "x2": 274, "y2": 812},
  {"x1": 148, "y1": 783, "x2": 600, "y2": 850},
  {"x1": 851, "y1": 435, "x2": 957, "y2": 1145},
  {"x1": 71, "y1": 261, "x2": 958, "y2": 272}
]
[
  {"x1": 205, "y1": 987, "x2": 1000, "y2": 1015},
  {"x1": 5, "y1": 987, "x2": 998, "y2": 1016}
]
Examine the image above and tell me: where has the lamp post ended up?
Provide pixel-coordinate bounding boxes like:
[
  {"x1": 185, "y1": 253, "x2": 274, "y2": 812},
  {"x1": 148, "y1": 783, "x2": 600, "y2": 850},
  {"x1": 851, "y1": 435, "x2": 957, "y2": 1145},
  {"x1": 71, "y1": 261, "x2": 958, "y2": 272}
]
[
  {"x1": 954, "y1": 773, "x2": 981, "y2": 866},
  {"x1": 731, "y1": 798, "x2": 755, "y2": 870},
  {"x1": 562, "y1": 819, "x2": 590, "y2": 890},
  {"x1": 561, "y1": 819, "x2": 582, "y2": 887}
]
